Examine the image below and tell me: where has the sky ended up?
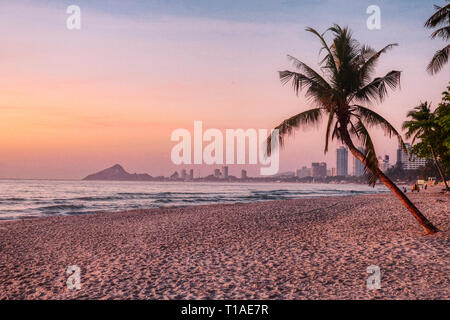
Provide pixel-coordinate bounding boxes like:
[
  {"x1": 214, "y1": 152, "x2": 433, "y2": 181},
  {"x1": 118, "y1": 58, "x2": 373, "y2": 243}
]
[{"x1": 0, "y1": 0, "x2": 448, "y2": 179}]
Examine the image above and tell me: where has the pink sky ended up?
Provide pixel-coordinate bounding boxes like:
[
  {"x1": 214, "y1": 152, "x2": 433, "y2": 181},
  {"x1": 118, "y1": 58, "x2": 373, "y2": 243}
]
[{"x1": 0, "y1": 1, "x2": 448, "y2": 179}]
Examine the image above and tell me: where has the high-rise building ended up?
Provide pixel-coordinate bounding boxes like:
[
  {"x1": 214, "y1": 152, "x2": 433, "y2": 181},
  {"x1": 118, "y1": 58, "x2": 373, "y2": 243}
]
[
  {"x1": 397, "y1": 143, "x2": 427, "y2": 170},
  {"x1": 396, "y1": 148, "x2": 402, "y2": 166},
  {"x1": 380, "y1": 155, "x2": 390, "y2": 172},
  {"x1": 353, "y1": 146, "x2": 365, "y2": 177},
  {"x1": 296, "y1": 166, "x2": 311, "y2": 178},
  {"x1": 214, "y1": 169, "x2": 221, "y2": 178},
  {"x1": 311, "y1": 162, "x2": 327, "y2": 178},
  {"x1": 181, "y1": 169, "x2": 187, "y2": 180},
  {"x1": 222, "y1": 166, "x2": 229, "y2": 179},
  {"x1": 336, "y1": 146, "x2": 348, "y2": 176},
  {"x1": 241, "y1": 169, "x2": 247, "y2": 179},
  {"x1": 189, "y1": 169, "x2": 194, "y2": 180}
]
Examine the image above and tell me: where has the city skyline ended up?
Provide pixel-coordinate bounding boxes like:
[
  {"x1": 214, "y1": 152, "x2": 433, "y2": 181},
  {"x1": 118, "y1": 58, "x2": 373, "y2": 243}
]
[{"x1": 51, "y1": 142, "x2": 427, "y2": 180}]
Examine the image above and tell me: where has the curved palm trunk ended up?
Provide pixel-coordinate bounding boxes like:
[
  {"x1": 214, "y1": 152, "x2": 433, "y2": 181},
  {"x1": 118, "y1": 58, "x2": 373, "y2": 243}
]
[
  {"x1": 429, "y1": 145, "x2": 449, "y2": 190},
  {"x1": 342, "y1": 135, "x2": 438, "y2": 235}
]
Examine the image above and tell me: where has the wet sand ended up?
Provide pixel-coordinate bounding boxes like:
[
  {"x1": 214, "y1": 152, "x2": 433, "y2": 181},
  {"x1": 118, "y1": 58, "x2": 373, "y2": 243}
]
[{"x1": 0, "y1": 191, "x2": 449, "y2": 299}]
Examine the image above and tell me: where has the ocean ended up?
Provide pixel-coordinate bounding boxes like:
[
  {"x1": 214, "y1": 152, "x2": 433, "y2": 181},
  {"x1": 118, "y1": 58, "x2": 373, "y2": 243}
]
[{"x1": 0, "y1": 180, "x2": 388, "y2": 220}]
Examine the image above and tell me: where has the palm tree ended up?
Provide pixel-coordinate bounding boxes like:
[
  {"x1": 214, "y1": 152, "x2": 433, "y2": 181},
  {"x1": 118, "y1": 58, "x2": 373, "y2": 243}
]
[
  {"x1": 425, "y1": 1, "x2": 450, "y2": 74},
  {"x1": 402, "y1": 102, "x2": 449, "y2": 189},
  {"x1": 267, "y1": 25, "x2": 438, "y2": 234}
]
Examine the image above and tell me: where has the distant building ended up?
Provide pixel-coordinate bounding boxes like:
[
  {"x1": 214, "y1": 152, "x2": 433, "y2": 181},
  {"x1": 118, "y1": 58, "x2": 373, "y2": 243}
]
[
  {"x1": 189, "y1": 169, "x2": 194, "y2": 180},
  {"x1": 353, "y1": 146, "x2": 365, "y2": 177},
  {"x1": 380, "y1": 155, "x2": 391, "y2": 173},
  {"x1": 241, "y1": 169, "x2": 247, "y2": 179},
  {"x1": 331, "y1": 167, "x2": 337, "y2": 176},
  {"x1": 170, "y1": 171, "x2": 179, "y2": 180},
  {"x1": 311, "y1": 162, "x2": 327, "y2": 178},
  {"x1": 377, "y1": 157, "x2": 383, "y2": 171},
  {"x1": 214, "y1": 169, "x2": 221, "y2": 178},
  {"x1": 396, "y1": 148, "x2": 403, "y2": 166},
  {"x1": 274, "y1": 171, "x2": 295, "y2": 178},
  {"x1": 181, "y1": 169, "x2": 187, "y2": 180},
  {"x1": 336, "y1": 147, "x2": 348, "y2": 176},
  {"x1": 296, "y1": 166, "x2": 311, "y2": 178},
  {"x1": 222, "y1": 166, "x2": 229, "y2": 179},
  {"x1": 397, "y1": 143, "x2": 427, "y2": 170}
]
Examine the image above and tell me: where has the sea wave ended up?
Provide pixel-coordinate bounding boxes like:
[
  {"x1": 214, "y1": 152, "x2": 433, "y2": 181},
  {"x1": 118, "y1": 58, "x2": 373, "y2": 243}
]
[
  {"x1": 0, "y1": 180, "x2": 388, "y2": 220},
  {"x1": 39, "y1": 204, "x2": 86, "y2": 211}
]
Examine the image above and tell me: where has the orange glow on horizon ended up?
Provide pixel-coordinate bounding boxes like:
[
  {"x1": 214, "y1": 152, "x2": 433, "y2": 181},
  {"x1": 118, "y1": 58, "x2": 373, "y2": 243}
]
[{"x1": 0, "y1": 2, "x2": 449, "y2": 179}]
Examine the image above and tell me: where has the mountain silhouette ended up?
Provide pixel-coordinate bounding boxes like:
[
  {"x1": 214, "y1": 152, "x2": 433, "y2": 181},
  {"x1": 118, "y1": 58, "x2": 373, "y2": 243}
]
[{"x1": 83, "y1": 164, "x2": 153, "y2": 181}]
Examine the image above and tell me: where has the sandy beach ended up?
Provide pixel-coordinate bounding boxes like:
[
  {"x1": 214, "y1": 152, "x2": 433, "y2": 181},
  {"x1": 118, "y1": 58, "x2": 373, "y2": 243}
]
[{"x1": 0, "y1": 191, "x2": 448, "y2": 300}]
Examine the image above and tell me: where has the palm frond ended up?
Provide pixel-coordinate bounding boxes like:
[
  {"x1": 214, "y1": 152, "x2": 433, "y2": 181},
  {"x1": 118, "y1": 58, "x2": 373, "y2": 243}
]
[
  {"x1": 431, "y1": 25, "x2": 450, "y2": 40},
  {"x1": 402, "y1": 102, "x2": 435, "y2": 143},
  {"x1": 353, "y1": 105, "x2": 406, "y2": 151},
  {"x1": 357, "y1": 44, "x2": 398, "y2": 85},
  {"x1": 305, "y1": 27, "x2": 338, "y2": 74},
  {"x1": 266, "y1": 108, "x2": 323, "y2": 156},
  {"x1": 331, "y1": 121, "x2": 340, "y2": 141},
  {"x1": 279, "y1": 70, "x2": 314, "y2": 94},
  {"x1": 330, "y1": 25, "x2": 360, "y2": 70},
  {"x1": 402, "y1": 121, "x2": 423, "y2": 140},
  {"x1": 279, "y1": 70, "x2": 333, "y2": 108},
  {"x1": 425, "y1": 4, "x2": 450, "y2": 29},
  {"x1": 411, "y1": 131, "x2": 421, "y2": 145},
  {"x1": 355, "y1": 45, "x2": 376, "y2": 68},
  {"x1": 354, "y1": 70, "x2": 401, "y2": 103},
  {"x1": 351, "y1": 120, "x2": 379, "y2": 186},
  {"x1": 286, "y1": 55, "x2": 332, "y2": 90},
  {"x1": 427, "y1": 44, "x2": 450, "y2": 75},
  {"x1": 324, "y1": 108, "x2": 335, "y2": 153}
]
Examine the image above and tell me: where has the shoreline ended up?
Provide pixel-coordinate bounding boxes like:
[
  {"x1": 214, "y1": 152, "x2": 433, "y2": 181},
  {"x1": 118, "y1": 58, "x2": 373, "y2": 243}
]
[
  {"x1": 0, "y1": 192, "x2": 448, "y2": 299},
  {"x1": 0, "y1": 190, "x2": 392, "y2": 223}
]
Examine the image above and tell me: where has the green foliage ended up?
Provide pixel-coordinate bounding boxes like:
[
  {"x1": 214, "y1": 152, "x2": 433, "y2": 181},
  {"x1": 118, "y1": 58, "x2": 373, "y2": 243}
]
[
  {"x1": 425, "y1": 2, "x2": 450, "y2": 74},
  {"x1": 403, "y1": 84, "x2": 450, "y2": 176},
  {"x1": 435, "y1": 85, "x2": 450, "y2": 172},
  {"x1": 386, "y1": 162, "x2": 441, "y2": 183}
]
